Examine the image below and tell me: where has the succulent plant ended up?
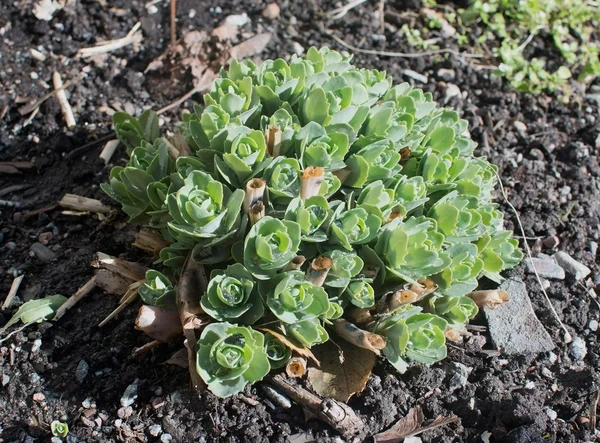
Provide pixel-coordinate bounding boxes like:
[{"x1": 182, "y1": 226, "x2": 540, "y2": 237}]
[{"x1": 104, "y1": 47, "x2": 523, "y2": 398}]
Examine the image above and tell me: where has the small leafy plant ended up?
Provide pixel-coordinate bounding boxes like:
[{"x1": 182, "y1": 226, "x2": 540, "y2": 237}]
[{"x1": 103, "y1": 47, "x2": 522, "y2": 397}]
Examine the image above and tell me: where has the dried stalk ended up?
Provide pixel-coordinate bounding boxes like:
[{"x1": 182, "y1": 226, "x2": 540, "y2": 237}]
[
  {"x1": 345, "y1": 307, "x2": 374, "y2": 326},
  {"x1": 77, "y1": 22, "x2": 143, "y2": 57},
  {"x1": 3, "y1": 275, "x2": 24, "y2": 310},
  {"x1": 132, "y1": 229, "x2": 171, "y2": 255},
  {"x1": 59, "y1": 194, "x2": 112, "y2": 214},
  {"x1": 266, "y1": 125, "x2": 282, "y2": 157},
  {"x1": 178, "y1": 254, "x2": 210, "y2": 389},
  {"x1": 243, "y1": 178, "x2": 266, "y2": 214},
  {"x1": 301, "y1": 167, "x2": 324, "y2": 200},
  {"x1": 306, "y1": 256, "x2": 332, "y2": 287},
  {"x1": 466, "y1": 289, "x2": 509, "y2": 309},
  {"x1": 133, "y1": 339, "x2": 162, "y2": 356},
  {"x1": 285, "y1": 357, "x2": 308, "y2": 378},
  {"x1": 53, "y1": 72, "x2": 76, "y2": 129},
  {"x1": 99, "y1": 139, "x2": 120, "y2": 164},
  {"x1": 93, "y1": 252, "x2": 148, "y2": 282},
  {"x1": 375, "y1": 279, "x2": 437, "y2": 313},
  {"x1": 268, "y1": 373, "x2": 365, "y2": 439},
  {"x1": 53, "y1": 275, "x2": 97, "y2": 321},
  {"x1": 135, "y1": 305, "x2": 182, "y2": 342},
  {"x1": 95, "y1": 269, "x2": 132, "y2": 295},
  {"x1": 249, "y1": 201, "x2": 265, "y2": 225},
  {"x1": 170, "y1": 0, "x2": 177, "y2": 47},
  {"x1": 284, "y1": 255, "x2": 306, "y2": 271},
  {"x1": 333, "y1": 319, "x2": 386, "y2": 355},
  {"x1": 98, "y1": 280, "x2": 143, "y2": 327}
]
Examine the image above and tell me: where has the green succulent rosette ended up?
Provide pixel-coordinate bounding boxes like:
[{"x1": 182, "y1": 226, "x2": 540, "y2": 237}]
[
  {"x1": 284, "y1": 196, "x2": 330, "y2": 242},
  {"x1": 374, "y1": 306, "x2": 448, "y2": 374},
  {"x1": 283, "y1": 318, "x2": 329, "y2": 348},
  {"x1": 196, "y1": 322, "x2": 270, "y2": 397},
  {"x1": 264, "y1": 333, "x2": 293, "y2": 369},
  {"x1": 329, "y1": 205, "x2": 382, "y2": 250},
  {"x1": 138, "y1": 270, "x2": 176, "y2": 308},
  {"x1": 321, "y1": 249, "x2": 365, "y2": 289},
  {"x1": 426, "y1": 294, "x2": 479, "y2": 327},
  {"x1": 344, "y1": 280, "x2": 375, "y2": 309},
  {"x1": 200, "y1": 264, "x2": 263, "y2": 325},
  {"x1": 263, "y1": 157, "x2": 302, "y2": 206},
  {"x1": 434, "y1": 243, "x2": 484, "y2": 296},
  {"x1": 244, "y1": 216, "x2": 301, "y2": 279}
]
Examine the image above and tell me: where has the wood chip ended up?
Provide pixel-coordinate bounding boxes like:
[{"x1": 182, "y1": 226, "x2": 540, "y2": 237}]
[
  {"x1": 59, "y1": 194, "x2": 112, "y2": 214},
  {"x1": 99, "y1": 139, "x2": 119, "y2": 164},
  {"x1": 3, "y1": 275, "x2": 25, "y2": 309}
]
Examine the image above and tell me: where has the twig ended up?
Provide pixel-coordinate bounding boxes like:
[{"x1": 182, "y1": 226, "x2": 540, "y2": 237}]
[
  {"x1": 326, "y1": 0, "x2": 369, "y2": 19},
  {"x1": 170, "y1": 0, "x2": 177, "y2": 47},
  {"x1": 52, "y1": 72, "x2": 76, "y2": 129},
  {"x1": 0, "y1": 184, "x2": 32, "y2": 198},
  {"x1": 59, "y1": 194, "x2": 112, "y2": 214},
  {"x1": 496, "y1": 174, "x2": 572, "y2": 343},
  {"x1": 268, "y1": 373, "x2": 364, "y2": 439},
  {"x1": 516, "y1": 25, "x2": 545, "y2": 53},
  {"x1": 333, "y1": 318, "x2": 386, "y2": 355},
  {"x1": 98, "y1": 281, "x2": 143, "y2": 327},
  {"x1": 378, "y1": 0, "x2": 385, "y2": 34},
  {"x1": 326, "y1": 31, "x2": 483, "y2": 59},
  {"x1": 156, "y1": 87, "x2": 201, "y2": 115},
  {"x1": 0, "y1": 322, "x2": 35, "y2": 344},
  {"x1": 18, "y1": 73, "x2": 84, "y2": 116},
  {"x1": 65, "y1": 133, "x2": 114, "y2": 159},
  {"x1": 99, "y1": 139, "x2": 120, "y2": 164},
  {"x1": 77, "y1": 22, "x2": 143, "y2": 57},
  {"x1": 53, "y1": 275, "x2": 97, "y2": 321},
  {"x1": 305, "y1": 256, "x2": 332, "y2": 287},
  {"x1": 2, "y1": 275, "x2": 25, "y2": 310},
  {"x1": 133, "y1": 339, "x2": 162, "y2": 356}
]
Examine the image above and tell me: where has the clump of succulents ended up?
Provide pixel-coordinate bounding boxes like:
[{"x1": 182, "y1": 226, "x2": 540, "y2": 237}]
[{"x1": 103, "y1": 47, "x2": 523, "y2": 398}]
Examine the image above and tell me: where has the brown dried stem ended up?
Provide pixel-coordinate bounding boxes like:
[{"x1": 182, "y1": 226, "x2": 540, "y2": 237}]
[
  {"x1": 135, "y1": 305, "x2": 182, "y2": 342},
  {"x1": 301, "y1": 167, "x2": 324, "y2": 200},
  {"x1": 243, "y1": 178, "x2": 266, "y2": 214},
  {"x1": 284, "y1": 255, "x2": 306, "y2": 271},
  {"x1": 266, "y1": 125, "x2": 282, "y2": 157},
  {"x1": 305, "y1": 256, "x2": 332, "y2": 287},
  {"x1": 53, "y1": 276, "x2": 97, "y2": 321},
  {"x1": 285, "y1": 357, "x2": 308, "y2": 378},
  {"x1": 249, "y1": 201, "x2": 265, "y2": 225},
  {"x1": 333, "y1": 319, "x2": 386, "y2": 355}
]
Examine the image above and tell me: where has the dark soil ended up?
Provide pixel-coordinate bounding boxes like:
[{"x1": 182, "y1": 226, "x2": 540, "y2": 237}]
[{"x1": 1, "y1": 0, "x2": 599, "y2": 442}]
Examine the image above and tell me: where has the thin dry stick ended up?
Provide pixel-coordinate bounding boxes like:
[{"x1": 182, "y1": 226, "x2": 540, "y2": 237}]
[
  {"x1": 99, "y1": 139, "x2": 120, "y2": 164},
  {"x1": 53, "y1": 72, "x2": 76, "y2": 128},
  {"x1": 326, "y1": 0, "x2": 369, "y2": 19},
  {"x1": 59, "y1": 194, "x2": 112, "y2": 214},
  {"x1": 53, "y1": 276, "x2": 97, "y2": 321},
  {"x1": 18, "y1": 73, "x2": 84, "y2": 116},
  {"x1": 326, "y1": 31, "x2": 483, "y2": 59},
  {"x1": 496, "y1": 174, "x2": 572, "y2": 343},
  {"x1": 170, "y1": 0, "x2": 177, "y2": 47},
  {"x1": 157, "y1": 87, "x2": 199, "y2": 114},
  {"x1": 3, "y1": 275, "x2": 24, "y2": 310},
  {"x1": 0, "y1": 321, "x2": 35, "y2": 344},
  {"x1": 133, "y1": 339, "x2": 162, "y2": 356},
  {"x1": 99, "y1": 282, "x2": 142, "y2": 327},
  {"x1": 77, "y1": 22, "x2": 142, "y2": 57}
]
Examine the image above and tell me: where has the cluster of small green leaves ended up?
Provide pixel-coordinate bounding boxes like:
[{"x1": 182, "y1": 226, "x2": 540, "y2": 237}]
[
  {"x1": 103, "y1": 47, "x2": 522, "y2": 397},
  {"x1": 461, "y1": 0, "x2": 600, "y2": 95}
]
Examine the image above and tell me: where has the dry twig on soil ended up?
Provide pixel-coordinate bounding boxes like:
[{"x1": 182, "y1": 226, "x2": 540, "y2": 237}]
[
  {"x1": 53, "y1": 72, "x2": 76, "y2": 128},
  {"x1": 59, "y1": 194, "x2": 112, "y2": 214},
  {"x1": 77, "y1": 22, "x2": 143, "y2": 57},
  {"x1": 2, "y1": 275, "x2": 25, "y2": 310}
]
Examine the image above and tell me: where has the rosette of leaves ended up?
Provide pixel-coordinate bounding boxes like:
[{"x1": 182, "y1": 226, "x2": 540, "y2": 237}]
[
  {"x1": 426, "y1": 295, "x2": 479, "y2": 327},
  {"x1": 284, "y1": 196, "x2": 330, "y2": 242},
  {"x1": 357, "y1": 177, "x2": 429, "y2": 220},
  {"x1": 329, "y1": 204, "x2": 381, "y2": 250},
  {"x1": 260, "y1": 271, "x2": 330, "y2": 347},
  {"x1": 344, "y1": 280, "x2": 375, "y2": 308},
  {"x1": 200, "y1": 264, "x2": 263, "y2": 325},
  {"x1": 100, "y1": 138, "x2": 173, "y2": 220},
  {"x1": 113, "y1": 109, "x2": 160, "y2": 153},
  {"x1": 167, "y1": 170, "x2": 244, "y2": 247},
  {"x1": 253, "y1": 58, "x2": 307, "y2": 115},
  {"x1": 344, "y1": 136, "x2": 402, "y2": 188},
  {"x1": 429, "y1": 192, "x2": 486, "y2": 242},
  {"x1": 374, "y1": 306, "x2": 448, "y2": 373},
  {"x1": 204, "y1": 75, "x2": 261, "y2": 126},
  {"x1": 434, "y1": 243, "x2": 484, "y2": 296},
  {"x1": 139, "y1": 270, "x2": 176, "y2": 307},
  {"x1": 321, "y1": 249, "x2": 365, "y2": 289},
  {"x1": 196, "y1": 322, "x2": 270, "y2": 397},
  {"x1": 260, "y1": 108, "x2": 299, "y2": 157},
  {"x1": 477, "y1": 229, "x2": 524, "y2": 282},
  {"x1": 264, "y1": 333, "x2": 292, "y2": 369},
  {"x1": 373, "y1": 216, "x2": 450, "y2": 283},
  {"x1": 263, "y1": 157, "x2": 302, "y2": 206},
  {"x1": 244, "y1": 216, "x2": 301, "y2": 279},
  {"x1": 296, "y1": 123, "x2": 349, "y2": 171},
  {"x1": 454, "y1": 158, "x2": 498, "y2": 201}
]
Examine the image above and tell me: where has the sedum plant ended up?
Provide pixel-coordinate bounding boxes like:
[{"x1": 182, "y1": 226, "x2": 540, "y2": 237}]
[{"x1": 105, "y1": 47, "x2": 523, "y2": 397}]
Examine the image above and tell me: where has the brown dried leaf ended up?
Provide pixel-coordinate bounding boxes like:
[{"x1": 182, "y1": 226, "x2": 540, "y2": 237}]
[
  {"x1": 307, "y1": 338, "x2": 375, "y2": 402},
  {"x1": 258, "y1": 327, "x2": 320, "y2": 366},
  {"x1": 229, "y1": 33, "x2": 272, "y2": 60},
  {"x1": 163, "y1": 348, "x2": 189, "y2": 368},
  {"x1": 373, "y1": 407, "x2": 424, "y2": 443}
]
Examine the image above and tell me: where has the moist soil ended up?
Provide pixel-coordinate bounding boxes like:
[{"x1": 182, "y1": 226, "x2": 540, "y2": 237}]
[{"x1": 1, "y1": 0, "x2": 599, "y2": 442}]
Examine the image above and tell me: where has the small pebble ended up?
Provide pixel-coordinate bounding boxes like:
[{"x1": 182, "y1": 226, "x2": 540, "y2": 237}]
[
  {"x1": 82, "y1": 397, "x2": 92, "y2": 409},
  {"x1": 117, "y1": 406, "x2": 133, "y2": 419},
  {"x1": 262, "y1": 2, "x2": 280, "y2": 19},
  {"x1": 553, "y1": 251, "x2": 591, "y2": 281},
  {"x1": 548, "y1": 352, "x2": 558, "y2": 365},
  {"x1": 569, "y1": 336, "x2": 587, "y2": 361},
  {"x1": 81, "y1": 416, "x2": 95, "y2": 428},
  {"x1": 30, "y1": 242, "x2": 56, "y2": 263},
  {"x1": 589, "y1": 319, "x2": 598, "y2": 332},
  {"x1": 76, "y1": 360, "x2": 89, "y2": 382},
  {"x1": 225, "y1": 13, "x2": 250, "y2": 26},
  {"x1": 31, "y1": 339, "x2": 42, "y2": 354},
  {"x1": 161, "y1": 434, "x2": 173, "y2": 442},
  {"x1": 513, "y1": 120, "x2": 527, "y2": 133},
  {"x1": 148, "y1": 424, "x2": 163, "y2": 437},
  {"x1": 542, "y1": 236, "x2": 560, "y2": 249},
  {"x1": 437, "y1": 68, "x2": 455, "y2": 81},
  {"x1": 33, "y1": 392, "x2": 45, "y2": 402},
  {"x1": 545, "y1": 408, "x2": 558, "y2": 421},
  {"x1": 51, "y1": 438, "x2": 62, "y2": 443},
  {"x1": 541, "y1": 368, "x2": 553, "y2": 378},
  {"x1": 2, "y1": 374, "x2": 10, "y2": 386},
  {"x1": 5, "y1": 242, "x2": 17, "y2": 251},
  {"x1": 121, "y1": 378, "x2": 139, "y2": 407},
  {"x1": 524, "y1": 381, "x2": 535, "y2": 389}
]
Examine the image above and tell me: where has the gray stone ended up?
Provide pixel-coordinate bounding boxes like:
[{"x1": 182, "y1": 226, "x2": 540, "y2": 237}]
[
  {"x1": 437, "y1": 68, "x2": 455, "y2": 81},
  {"x1": 5, "y1": 242, "x2": 17, "y2": 250},
  {"x1": 589, "y1": 319, "x2": 599, "y2": 332},
  {"x1": 545, "y1": 407, "x2": 558, "y2": 421},
  {"x1": 160, "y1": 434, "x2": 173, "y2": 443},
  {"x1": 120, "y1": 378, "x2": 139, "y2": 407},
  {"x1": 402, "y1": 69, "x2": 428, "y2": 84},
  {"x1": 483, "y1": 278, "x2": 555, "y2": 354},
  {"x1": 148, "y1": 424, "x2": 162, "y2": 437},
  {"x1": 526, "y1": 256, "x2": 565, "y2": 279},
  {"x1": 552, "y1": 251, "x2": 591, "y2": 281},
  {"x1": 30, "y1": 242, "x2": 56, "y2": 263},
  {"x1": 569, "y1": 336, "x2": 587, "y2": 361},
  {"x1": 76, "y1": 360, "x2": 89, "y2": 382},
  {"x1": 447, "y1": 362, "x2": 472, "y2": 392}
]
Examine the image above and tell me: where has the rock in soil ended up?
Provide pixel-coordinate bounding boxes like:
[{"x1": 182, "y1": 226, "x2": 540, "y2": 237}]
[
  {"x1": 525, "y1": 255, "x2": 565, "y2": 280},
  {"x1": 569, "y1": 336, "x2": 587, "y2": 361},
  {"x1": 29, "y1": 242, "x2": 56, "y2": 263},
  {"x1": 120, "y1": 378, "x2": 139, "y2": 407},
  {"x1": 552, "y1": 251, "x2": 591, "y2": 281},
  {"x1": 484, "y1": 278, "x2": 555, "y2": 354}
]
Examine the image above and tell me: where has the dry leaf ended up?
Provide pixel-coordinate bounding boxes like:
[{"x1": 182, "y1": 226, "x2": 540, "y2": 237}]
[
  {"x1": 374, "y1": 407, "x2": 424, "y2": 443},
  {"x1": 229, "y1": 33, "x2": 272, "y2": 60},
  {"x1": 258, "y1": 327, "x2": 320, "y2": 366},
  {"x1": 307, "y1": 338, "x2": 375, "y2": 402},
  {"x1": 163, "y1": 348, "x2": 189, "y2": 368}
]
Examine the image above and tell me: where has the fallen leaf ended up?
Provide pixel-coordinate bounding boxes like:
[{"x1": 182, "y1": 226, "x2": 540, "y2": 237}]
[
  {"x1": 307, "y1": 338, "x2": 375, "y2": 402},
  {"x1": 229, "y1": 33, "x2": 272, "y2": 60},
  {"x1": 258, "y1": 327, "x2": 320, "y2": 366},
  {"x1": 1, "y1": 294, "x2": 67, "y2": 332},
  {"x1": 163, "y1": 348, "x2": 189, "y2": 368},
  {"x1": 212, "y1": 22, "x2": 239, "y2": 41},
  {"x1": 373, "y1": 407, "x2": 424, "y2": 443}
]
